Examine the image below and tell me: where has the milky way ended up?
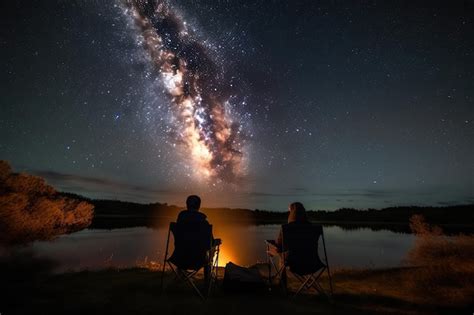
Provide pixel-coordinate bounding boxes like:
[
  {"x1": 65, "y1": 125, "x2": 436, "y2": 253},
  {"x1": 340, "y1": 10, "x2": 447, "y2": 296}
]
[{"x1": 124, "y1": 0, "x2": 246, "y2": 184}]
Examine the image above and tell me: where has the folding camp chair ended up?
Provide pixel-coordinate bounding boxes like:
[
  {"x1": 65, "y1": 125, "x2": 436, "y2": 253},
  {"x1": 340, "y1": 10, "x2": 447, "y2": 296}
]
[
  {"x1": 160, "y1": 221, "x2": 220, "y2": 300},
  {"x1": 266, "y1": 223, "x2": 333, "y2": 298}
]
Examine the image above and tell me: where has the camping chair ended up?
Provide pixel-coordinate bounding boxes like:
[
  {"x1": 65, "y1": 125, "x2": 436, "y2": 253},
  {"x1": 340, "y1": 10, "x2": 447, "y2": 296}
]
[
  {"x1": 266, "y1": 223, "x2": 333, "y2": 298},
  {"x1": 160, "y1": 221, "x2": 220, "y2": 300}
]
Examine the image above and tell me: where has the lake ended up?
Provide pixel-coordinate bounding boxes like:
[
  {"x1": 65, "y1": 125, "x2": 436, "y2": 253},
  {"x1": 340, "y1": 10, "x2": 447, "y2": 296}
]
[{"x1": 27, "y1": 224, "x2": 416, "y2": 272}]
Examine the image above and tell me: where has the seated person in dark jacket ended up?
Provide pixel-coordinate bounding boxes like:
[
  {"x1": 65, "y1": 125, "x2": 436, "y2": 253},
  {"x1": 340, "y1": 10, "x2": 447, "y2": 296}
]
[
  {"x1": 268, "y1": 202, "x2": 310, "y2": 253},
  {"x1": 267, "y1": 202, "x2": 310, "y2": 283},
  {"x1": 176, "y1": 195, "x2": 221, "y2": 281}
]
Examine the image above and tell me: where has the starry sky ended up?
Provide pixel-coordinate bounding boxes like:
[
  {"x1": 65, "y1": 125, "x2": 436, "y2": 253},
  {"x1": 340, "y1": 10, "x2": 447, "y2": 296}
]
[{"x1": 1, "y1": 0, "x2": 473, "y2": 211}]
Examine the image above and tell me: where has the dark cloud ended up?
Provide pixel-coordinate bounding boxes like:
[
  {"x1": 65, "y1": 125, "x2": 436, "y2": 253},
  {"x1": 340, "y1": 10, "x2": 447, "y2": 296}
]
[
  {"x1": 31, "y1": 170, "x2": 177, "y2": 202},
  {"x1": 245, "y1": 189, "x2": 399, "y2": 199},
  {"x1": 244, "y1": 191, "x2": 300, "y2": 197},
  {"x1": 290, "y1": 187, "x2": 308, "y2": 193},
  {"x1": 437, "y1": 200, "x2": 471, "y2": 206}
]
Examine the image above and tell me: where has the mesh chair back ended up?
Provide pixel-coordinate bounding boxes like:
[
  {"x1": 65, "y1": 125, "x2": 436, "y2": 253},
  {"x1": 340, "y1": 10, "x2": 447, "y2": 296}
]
[
  {"x1": 168, "y1": 221, "x2": 213, "y2": 270},
  {"x1": 282, "y1": 223, "x2": 325, "y2": 275}
]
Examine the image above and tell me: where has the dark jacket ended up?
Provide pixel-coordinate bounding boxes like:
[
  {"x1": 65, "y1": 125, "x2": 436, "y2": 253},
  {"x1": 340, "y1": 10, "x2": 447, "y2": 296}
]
[
  {"x1": 177, "y1": 209, "x2": 208, "y2": 223},
  {"x1": 177, "y1": 209, "x2": 215, "y2": 242},
  {"x1": 168, "y1": 209, "x2": 215, "y2": 270},
  {"x1": 276, "y1": 220, "x2": 311, "y2": 249}
]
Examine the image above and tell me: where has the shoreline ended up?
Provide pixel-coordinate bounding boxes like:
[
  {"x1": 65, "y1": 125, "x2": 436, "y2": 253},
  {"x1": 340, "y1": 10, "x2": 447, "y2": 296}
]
[{"x1": 90, "y1": 215, "x2": 473, "y2": 234}]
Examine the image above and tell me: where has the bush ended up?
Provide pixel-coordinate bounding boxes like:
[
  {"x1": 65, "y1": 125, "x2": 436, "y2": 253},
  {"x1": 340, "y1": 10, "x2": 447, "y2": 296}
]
[
  {"x1": 406, "y1": 215, "x2": 474, "y2": 307},
  {"x1": 0, "y1": 160, "x2": 94, "y2": 245}
]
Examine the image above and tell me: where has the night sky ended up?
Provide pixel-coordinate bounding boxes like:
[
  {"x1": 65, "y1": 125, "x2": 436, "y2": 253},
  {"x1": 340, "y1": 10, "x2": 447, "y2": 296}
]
[{"x1": 1, "y1": 0, "x2": 473, "y2": 211}]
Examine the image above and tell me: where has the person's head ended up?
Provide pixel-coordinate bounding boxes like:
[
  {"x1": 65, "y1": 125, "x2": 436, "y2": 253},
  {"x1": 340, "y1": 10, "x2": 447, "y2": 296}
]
[
  {"x1": 288, "y1": 202, "x2": 307, "y2": 223},
  {"x1": 186, "y1": 195, "x2": 201, "y2": 211}
]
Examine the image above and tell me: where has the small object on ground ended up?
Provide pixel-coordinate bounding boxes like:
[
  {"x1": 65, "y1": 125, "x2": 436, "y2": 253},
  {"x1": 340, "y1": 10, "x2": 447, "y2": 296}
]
[{"x1": 223, "y1": 262, "x2": 266, "y2": 293}]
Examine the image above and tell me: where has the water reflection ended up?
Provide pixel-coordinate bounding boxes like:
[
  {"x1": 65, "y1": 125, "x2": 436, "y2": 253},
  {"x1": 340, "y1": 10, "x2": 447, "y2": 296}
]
[{"x1": 26, "y1": 224, "x2": 415, "y2": 272}]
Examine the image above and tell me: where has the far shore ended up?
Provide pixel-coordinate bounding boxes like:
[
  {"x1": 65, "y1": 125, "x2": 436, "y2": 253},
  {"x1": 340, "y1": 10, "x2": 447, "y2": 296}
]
[
  {"x1": 72, "y1": 196, "x2": 473, "y2": 234},
  {"x1": 90, "y1": 213, "x2": 473, "y2": 234}
]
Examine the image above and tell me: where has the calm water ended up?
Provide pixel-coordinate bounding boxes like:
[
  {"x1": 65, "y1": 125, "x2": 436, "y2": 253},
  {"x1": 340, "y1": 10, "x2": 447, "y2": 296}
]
[{"x1": 28, "y1": 225, "x2": 415, "y2": 272}]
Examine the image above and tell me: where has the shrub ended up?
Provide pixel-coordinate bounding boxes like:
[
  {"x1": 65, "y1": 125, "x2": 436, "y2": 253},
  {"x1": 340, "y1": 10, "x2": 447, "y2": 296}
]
[
  {"x1": 406, "y1": 215, "x2": 474, "y2": 307},
  {"x1": 0, "y1": 160, "x2": 94, "y2": 245}
]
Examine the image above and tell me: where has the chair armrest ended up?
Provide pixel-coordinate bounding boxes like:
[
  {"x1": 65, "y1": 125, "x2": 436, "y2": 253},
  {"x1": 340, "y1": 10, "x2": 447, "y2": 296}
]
[{"x1": 266, "y1": 240, "x2": 282, "y2": 257}]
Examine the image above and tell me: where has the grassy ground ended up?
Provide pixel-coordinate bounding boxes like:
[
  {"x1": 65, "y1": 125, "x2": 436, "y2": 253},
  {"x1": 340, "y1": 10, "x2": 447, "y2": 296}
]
[{"x1": 2, "y1": 263, "x2": 470, "y2": 315}]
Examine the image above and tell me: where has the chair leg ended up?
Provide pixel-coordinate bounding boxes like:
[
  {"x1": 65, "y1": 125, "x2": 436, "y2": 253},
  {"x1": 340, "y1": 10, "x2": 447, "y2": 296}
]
[
  {"x1": 267, "y1": 255, "x2": 283, "y2": 287},
  {"x1": 321, "y1": 228, "x2": 334, "y2": 296},
  {"x1": 267, "y1": 244, "x2": 272, "y2": 285},
  {"x1": 288, "y1": 268, "x2": 328, "y2": 298},
  {"x1": 207, "y1": 264, "x2": 214, "y2": 297},
  {"x1": 280, "y1": 268, "x2": 288, "y2": 295},
  {"x1": 215, "y1": 245, "x2": 220, "y2": 283},
  {"x1": 160, "y1": 260, "x2": 168, "y2": 292},
  {"x1": 207, "y1": 245, "x2": 220, "y2": 297},
  {"x1": 166, "y1": 263, "x2": 215, "y2": 301},
  {"x1": 207, "y1": 270, "x2": 213, "y2": 297},
  {"x1": 305, "y1": 275, "x2": 316, "y2": 290},
  {"x1": 309, "y1": 269, "x2": 326, "y2": 296},
  {"x1": 191, "y1": 281, "x2": 205, "y2": 300},
  {"x1": 182, "y1": 272, "x2": 205, "y2": 300},
  {"x1": 293, "y1": 275, "x2": 313, "y2": 298},
  {"x1": 326, "y1": 265, "x2": 334, "y2": 296},
  {"x1": 161, "y1": 228, "x2": 171, "y2": 292},
  {"x1": 208, "y1": 267, "x2": 218, "y2": 297}
]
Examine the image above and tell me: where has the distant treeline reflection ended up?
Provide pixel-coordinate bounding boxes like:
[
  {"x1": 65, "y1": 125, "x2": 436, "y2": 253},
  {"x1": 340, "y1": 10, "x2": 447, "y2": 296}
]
[{"x1": 62, "y1": 194, "x2": 473, "y2": 234}]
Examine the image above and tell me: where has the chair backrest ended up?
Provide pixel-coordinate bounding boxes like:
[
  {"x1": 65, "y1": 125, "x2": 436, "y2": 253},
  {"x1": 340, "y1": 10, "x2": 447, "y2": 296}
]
[
  {"x1": 281, "y1": 223, "x2": 325, "y2": 275},
  {"x1": 168, "y1": 221, "x2": 213, "y2": 270}
]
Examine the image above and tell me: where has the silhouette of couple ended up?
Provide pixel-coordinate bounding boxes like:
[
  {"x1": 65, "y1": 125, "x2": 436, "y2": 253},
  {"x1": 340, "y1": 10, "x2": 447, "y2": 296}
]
[{"x1": 175, "y1": 195, "x2": 308, "y2": 282}]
